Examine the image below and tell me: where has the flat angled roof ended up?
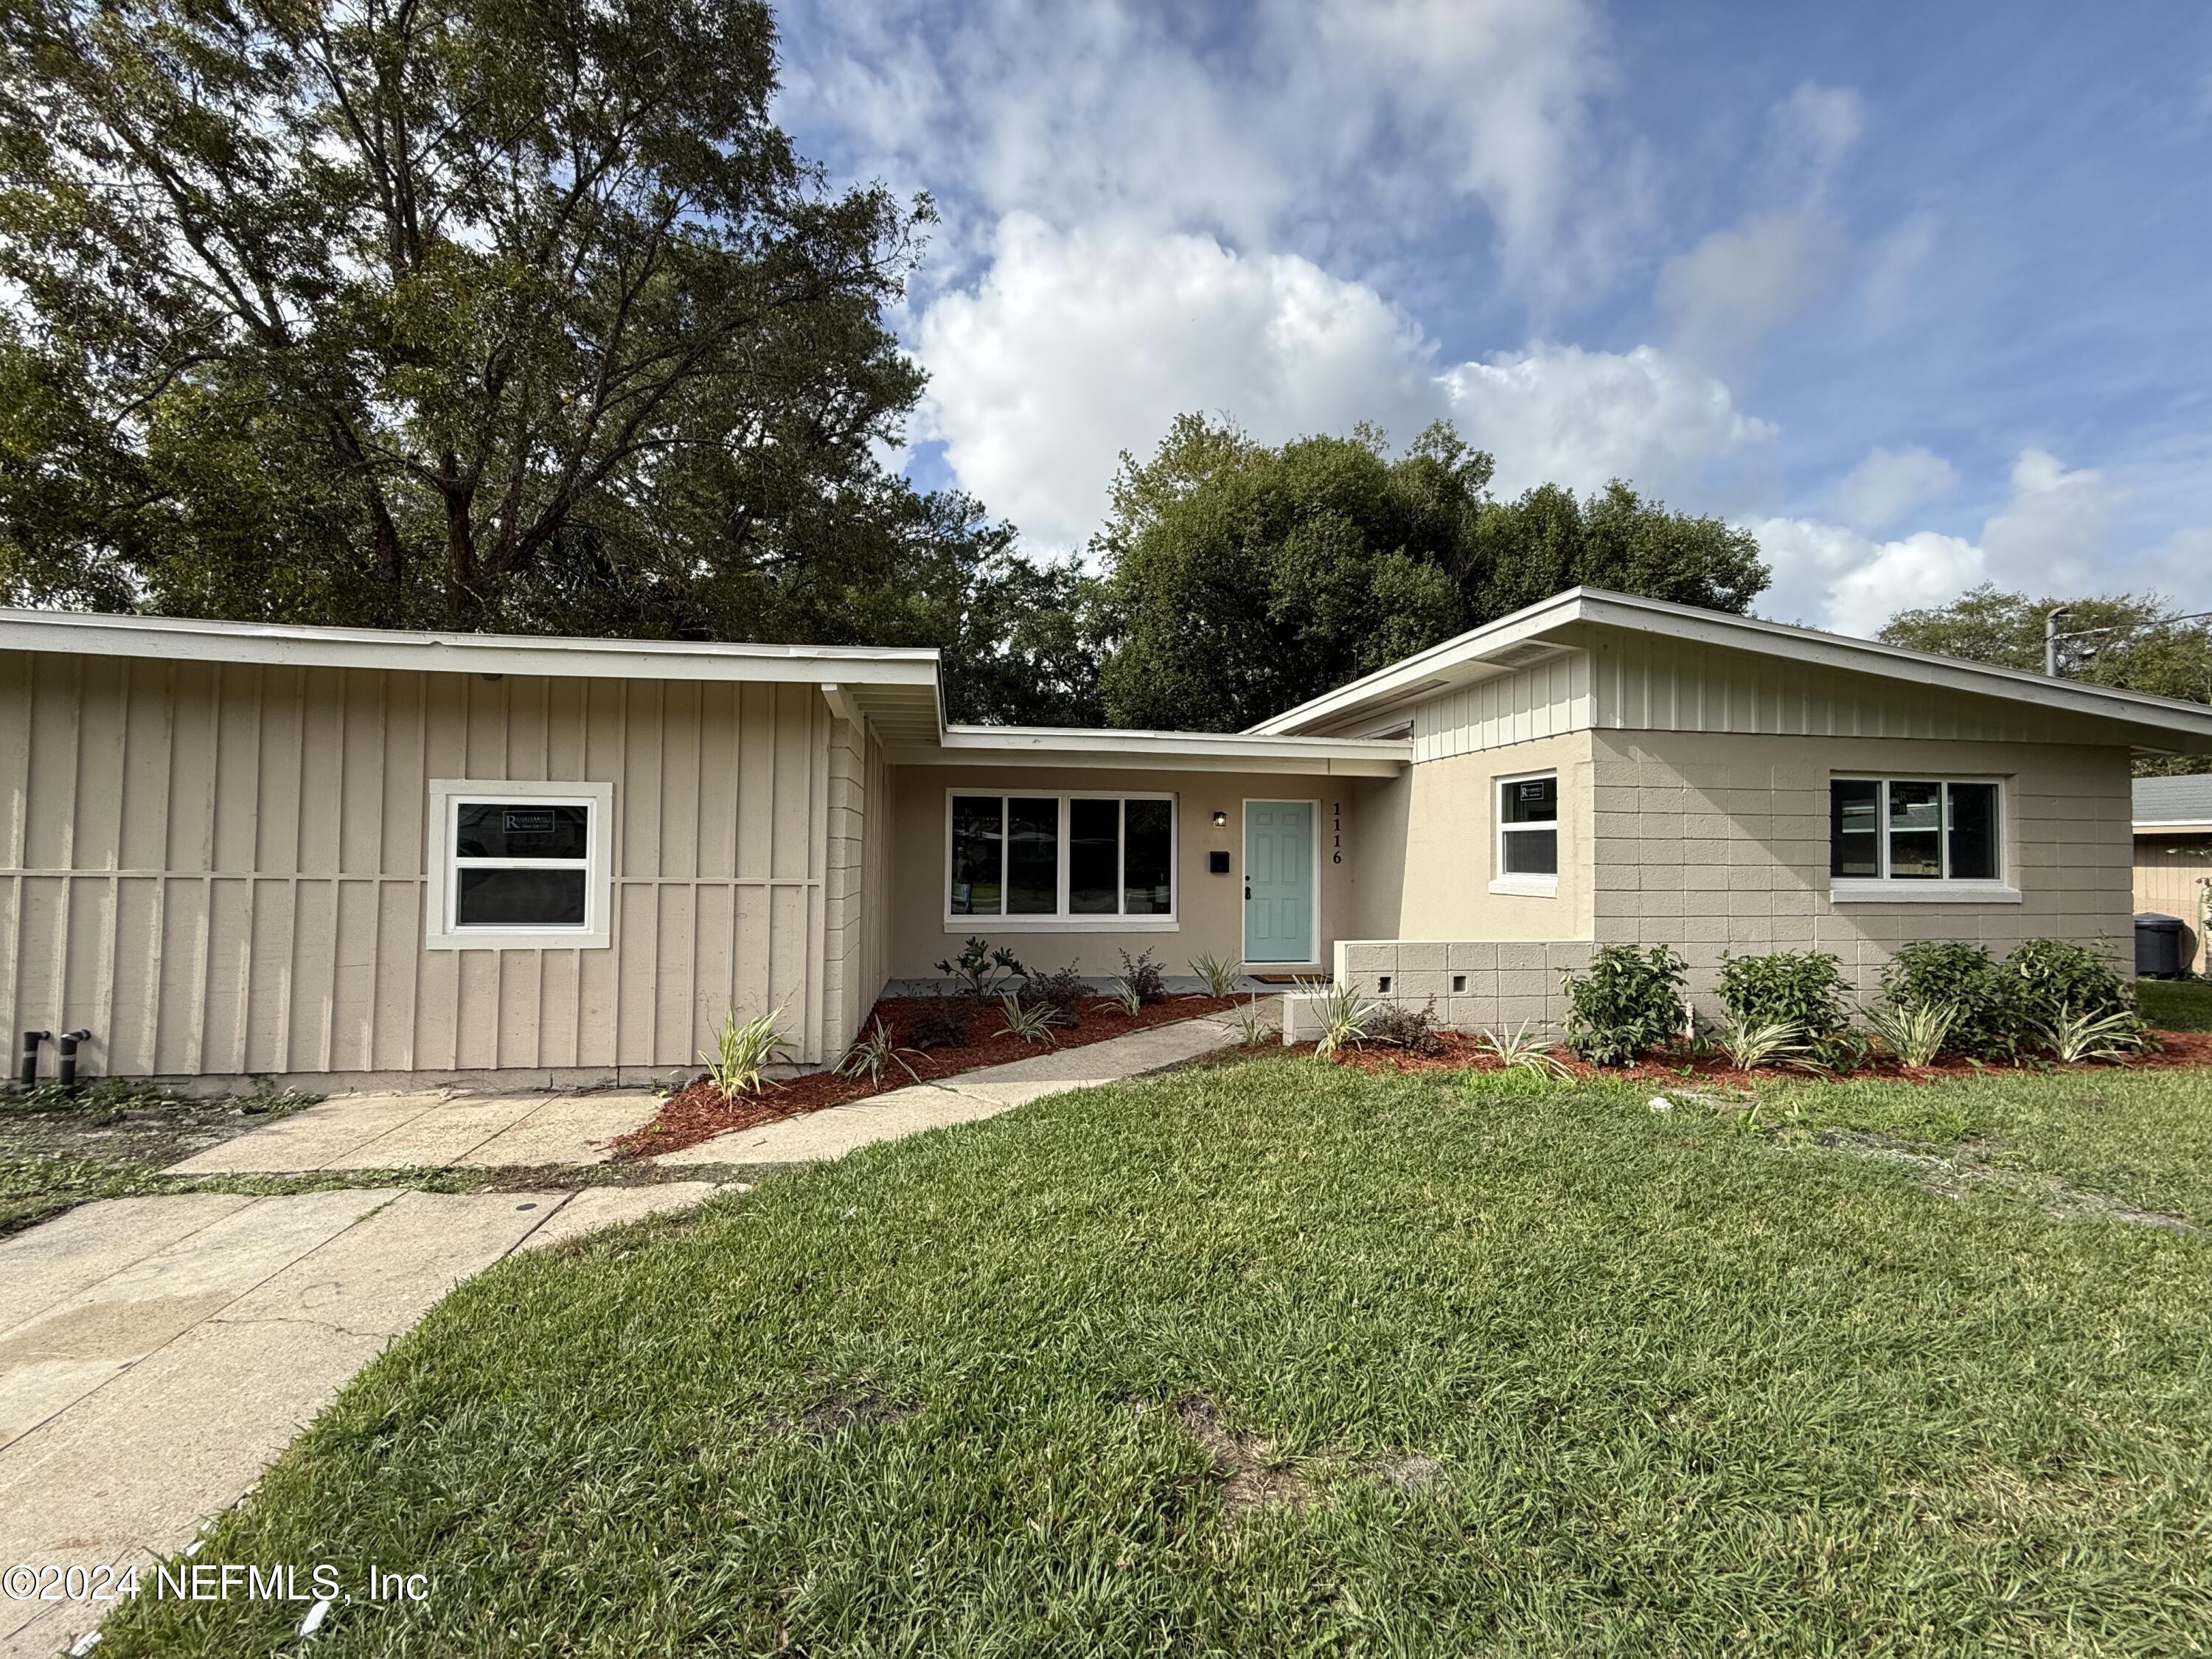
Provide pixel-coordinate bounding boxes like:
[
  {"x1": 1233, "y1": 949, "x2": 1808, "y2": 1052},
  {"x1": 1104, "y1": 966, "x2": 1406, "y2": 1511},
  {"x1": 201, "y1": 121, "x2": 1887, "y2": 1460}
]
[
  {"x1": 0, "y1": 608, "x2": 942, "y2": 689},
  {"x1": 888, "y1": 723, "x2": 1409, "y2": 776},
  {"x1": 1247, "y1": 586, "x2": 2212, "y2": 750}
]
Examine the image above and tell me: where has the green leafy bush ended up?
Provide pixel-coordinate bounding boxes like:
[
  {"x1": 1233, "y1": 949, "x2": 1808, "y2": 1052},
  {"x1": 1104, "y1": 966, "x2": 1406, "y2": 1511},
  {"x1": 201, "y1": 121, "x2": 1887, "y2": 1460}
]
[
  {"x1": 1879, "y1": 941, "x2": 2020, "y2": 1060},
  {"x1": 1562, "y1": 946, "x2": 1686, "y2": 1066},
  {"x1": 935, "y1": 937, "x2": 1030, "y2": 1002},
  {"x1": 1717, "y1": 950, "x2": 1849, "y2": 1037},
  {"x1": 1117, "y1": 948, "x2": 1167, "y2": 1004},
  {"x1": 2006, "y1": 938, "x2": 2132, "y2": 1022}
]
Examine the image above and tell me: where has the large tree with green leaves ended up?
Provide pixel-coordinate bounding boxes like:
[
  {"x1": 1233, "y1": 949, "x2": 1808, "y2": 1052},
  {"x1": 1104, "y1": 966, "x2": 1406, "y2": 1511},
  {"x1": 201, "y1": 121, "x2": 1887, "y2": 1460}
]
[
  {"x1": 1084, "y1": 414, "x2": 1770, "y2": 731},
  {"x1": 1879, "y1": 585, "x2": 2212, "y2": 771},
  {"x1": 0, "y1": 0, "x2": 1080, "y2": 720}
]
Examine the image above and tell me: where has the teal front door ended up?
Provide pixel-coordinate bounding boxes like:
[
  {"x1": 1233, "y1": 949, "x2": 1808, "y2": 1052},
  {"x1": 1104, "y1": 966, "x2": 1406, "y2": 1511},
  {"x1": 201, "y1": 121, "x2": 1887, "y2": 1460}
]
[{"x1": 1243, "y1": 801, "x2": 1315, "y2": 964}]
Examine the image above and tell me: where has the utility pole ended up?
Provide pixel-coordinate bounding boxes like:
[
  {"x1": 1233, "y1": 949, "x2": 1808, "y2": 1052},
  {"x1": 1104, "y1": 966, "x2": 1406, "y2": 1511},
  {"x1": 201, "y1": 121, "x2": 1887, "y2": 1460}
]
[{"x1": 2045, "y1": 605, "x2": 2071, "y2": 676}]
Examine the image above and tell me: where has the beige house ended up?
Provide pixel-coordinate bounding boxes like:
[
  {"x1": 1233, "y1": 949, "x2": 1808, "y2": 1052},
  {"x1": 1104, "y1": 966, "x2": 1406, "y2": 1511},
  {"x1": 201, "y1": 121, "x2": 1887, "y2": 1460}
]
[
  {"x1": 2133, "y1": 776, "x2": 2212, "y2": 974},
  {"x1": 2, "y1": 588, "x2": 2208, "y2": 1091}
]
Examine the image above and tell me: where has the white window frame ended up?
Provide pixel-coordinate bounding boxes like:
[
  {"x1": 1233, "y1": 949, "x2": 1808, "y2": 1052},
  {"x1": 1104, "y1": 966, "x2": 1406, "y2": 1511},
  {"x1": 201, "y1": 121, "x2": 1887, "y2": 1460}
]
[
  {"x1": 1492, "y1": 769, "x2": 1560, "y2": 897},
  {"x1": 425, "y1": 779, "x2": 615, "y2": 950},
  {"x1": 1829, "y1": 775, "x2": 2020, "y2": 904},
  {"x1": 943, "y1": 790, "x2": 1178, "y2": 932}
]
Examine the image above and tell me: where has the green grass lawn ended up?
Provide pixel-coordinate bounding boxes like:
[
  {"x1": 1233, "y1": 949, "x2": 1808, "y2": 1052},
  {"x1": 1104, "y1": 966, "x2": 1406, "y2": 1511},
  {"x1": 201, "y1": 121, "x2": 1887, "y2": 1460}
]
[
  {"x1": 102, "y1": 1060, "x2": 2212, "y2": 1657},
  {"x1": 2140, "y1": 975, "x2": 2212, "y2": 1032}
]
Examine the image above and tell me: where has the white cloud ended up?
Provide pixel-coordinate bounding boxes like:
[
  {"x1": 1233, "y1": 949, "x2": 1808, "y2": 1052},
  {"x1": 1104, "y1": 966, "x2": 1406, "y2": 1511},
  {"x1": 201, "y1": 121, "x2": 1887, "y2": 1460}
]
[
  {"x1": 781, "y1": 0, "x2": 1634, "y2": 293},
  {"x1": 916, "y1": 219, "x2": 1772, "y2": 550},
  {"x1": 1770, "y1": 83, "x2": 1865, "y2": 179},
  {"x1": 1979, "y1": 447, "x2": 2121, "y2": 593},
  {"x1": 1657, "y1": 210, "x2": 1848, "y2": 369},
  {"x1": 1441, "y1": 343, "x2": 1773, "y2": 498},
  {"x1": 914, "y1": 218, "x2": 1443, "y2": 549},
  {"x1": 1756, "y1": 446, "x2": 2132, "y2": 637},
  {"x1": 1832, "y1": 445, "x2": 1958, "y2": 529}
]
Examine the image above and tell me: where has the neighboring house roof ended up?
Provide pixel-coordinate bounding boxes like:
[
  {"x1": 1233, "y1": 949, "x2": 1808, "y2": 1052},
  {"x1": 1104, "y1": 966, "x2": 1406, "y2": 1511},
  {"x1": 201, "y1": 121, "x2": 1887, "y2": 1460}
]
[
  {"x1": 1246, "y1": 585, "x2": 2212, "y2": 754},
  {"x1": 2134, "y1": 773, "x2": 2212, "y2": 833}
]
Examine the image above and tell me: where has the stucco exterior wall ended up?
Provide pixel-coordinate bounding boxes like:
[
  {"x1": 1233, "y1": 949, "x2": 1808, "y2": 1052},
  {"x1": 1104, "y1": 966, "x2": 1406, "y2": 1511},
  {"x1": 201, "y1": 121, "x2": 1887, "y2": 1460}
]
[
  {"x1": 1357, "y1": 731, "x2": 1596, "y2": 945},
  {"x1": 0, "y1": 650, "x2": 840, "y2": 1088},
  {"x1": 884, "y1": 765, "x2": 1360, "y2": 981},
  {"x1": 2134, "y1": 832, "x2": 2211, "y2": 973}
]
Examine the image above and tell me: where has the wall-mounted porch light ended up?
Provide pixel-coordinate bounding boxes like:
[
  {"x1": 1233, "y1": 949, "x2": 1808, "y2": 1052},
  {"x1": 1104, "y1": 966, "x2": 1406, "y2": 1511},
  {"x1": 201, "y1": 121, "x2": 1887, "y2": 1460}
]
[{"x1": 1211, "y1": 810, "x2": 1228, "y2": 827}]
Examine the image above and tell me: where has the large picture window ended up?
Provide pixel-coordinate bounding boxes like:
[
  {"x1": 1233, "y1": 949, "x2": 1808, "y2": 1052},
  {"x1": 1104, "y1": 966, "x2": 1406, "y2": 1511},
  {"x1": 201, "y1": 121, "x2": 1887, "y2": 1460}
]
[
  {"x1": 426, "y1": 779, "x2": 613, "y2": 949},
  {"x1": 947, "y1": 793, "x2": 1175, "y2": 927},
  {"x1": 1830, "y1": 778, "x2": 2005, "y2": 889},
  {"x1": 1494, "y1": 771, "x2": 1559, "y2": 893}
]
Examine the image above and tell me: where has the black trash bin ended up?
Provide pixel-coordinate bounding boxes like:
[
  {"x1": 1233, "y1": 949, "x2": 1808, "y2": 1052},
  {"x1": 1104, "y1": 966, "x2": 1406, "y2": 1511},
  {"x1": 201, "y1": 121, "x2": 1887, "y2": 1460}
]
[{"x1": 2135, "y1": 912, "x2": 2185, "y2": 978}]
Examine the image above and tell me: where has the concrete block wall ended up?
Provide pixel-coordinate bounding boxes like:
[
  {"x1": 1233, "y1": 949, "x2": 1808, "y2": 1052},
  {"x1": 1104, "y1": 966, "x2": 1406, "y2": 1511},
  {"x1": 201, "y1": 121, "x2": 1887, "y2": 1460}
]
[
  {"x1": 1333, "y1": 939, "x2": 1595, "y2": 1034},
  {"x1": 1587, "y1": 730, "x2": 2137, "y2": 1011}
]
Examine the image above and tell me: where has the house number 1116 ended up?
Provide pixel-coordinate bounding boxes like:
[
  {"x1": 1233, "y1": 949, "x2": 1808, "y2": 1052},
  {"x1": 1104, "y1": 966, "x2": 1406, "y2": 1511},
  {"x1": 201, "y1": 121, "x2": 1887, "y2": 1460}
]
[{"x1": 1332, "y1": 802, "x2": 1342, "y2": 864}]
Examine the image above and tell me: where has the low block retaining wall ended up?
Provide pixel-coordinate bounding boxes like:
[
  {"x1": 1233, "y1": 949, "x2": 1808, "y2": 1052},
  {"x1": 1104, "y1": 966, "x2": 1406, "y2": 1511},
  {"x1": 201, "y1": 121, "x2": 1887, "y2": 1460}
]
[{"x1": 1330, "y1": 939, "x2": 1597, "y2": 1036}]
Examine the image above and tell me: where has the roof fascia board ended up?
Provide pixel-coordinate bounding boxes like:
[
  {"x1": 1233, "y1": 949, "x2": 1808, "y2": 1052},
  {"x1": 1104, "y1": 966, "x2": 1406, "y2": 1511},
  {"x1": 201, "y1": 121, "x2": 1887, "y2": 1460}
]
[
  {"x1": 2135, "y1": 820, "x2": 2212, "y2": 833},
  {"x1": 883, "y1": 745, "x2": 1404, "y2": 776},
  {"x1": 1244, "y1": 591, "x2": 1585, "y2": 735},
  {"x1": 890, "y1": 726, "x2": 1409, "y2": 776},
  {"x1": 0, "y1": 611, "x2": 941, "y2": 689}
]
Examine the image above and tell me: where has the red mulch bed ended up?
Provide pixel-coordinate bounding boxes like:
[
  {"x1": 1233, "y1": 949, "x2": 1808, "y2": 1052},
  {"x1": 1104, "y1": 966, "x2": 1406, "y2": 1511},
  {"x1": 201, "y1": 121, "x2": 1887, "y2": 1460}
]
[
  {"x1": 1326, "y1": 1026, "x2": 2212, "y2": 1088},
  {"x1": 616, "y1": 993, "x2": 1239, "y2": 1160}
]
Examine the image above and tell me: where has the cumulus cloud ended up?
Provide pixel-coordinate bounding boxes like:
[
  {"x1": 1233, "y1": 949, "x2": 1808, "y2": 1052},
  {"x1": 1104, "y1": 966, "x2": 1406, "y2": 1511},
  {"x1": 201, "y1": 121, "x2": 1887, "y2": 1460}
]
[
  {"x1": 1831, "y1": 445, "x2": 1958, "y2": 529},
  {"x1": 1441, "y1": 343, "x2": 1773, "y2": 498},
  {"x1": 1756, "y1": 446, "x2": 2132, "y2": 637},
  {"x1": 917, "y1": 219, "x2": 1770, "y2": 550}
]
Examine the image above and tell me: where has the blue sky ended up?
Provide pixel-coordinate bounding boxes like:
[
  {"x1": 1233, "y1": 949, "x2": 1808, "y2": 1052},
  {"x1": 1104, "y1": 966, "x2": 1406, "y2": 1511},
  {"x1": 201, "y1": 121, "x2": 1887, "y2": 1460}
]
[{"x1": 772, "y1": 1, "x2": 2212, "y2": 636}]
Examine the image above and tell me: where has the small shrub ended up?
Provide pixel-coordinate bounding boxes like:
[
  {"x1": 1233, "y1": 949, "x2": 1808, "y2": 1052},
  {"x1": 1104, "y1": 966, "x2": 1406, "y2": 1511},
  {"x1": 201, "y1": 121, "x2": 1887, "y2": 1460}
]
[
  {"x1": 1304, "y1": 979, "x2": 1374, "y2": 1060},
  {"x1": 1474, "y1": 1021, "x2": 1568, "y2": 1079},
  {"x1": 1189, "y1": 952, "x2": 1240, "y2": 999},
  {"x1": 1880, "y1": 941, "x2": 2020, "y2": 1061},
  {"x1": 903, "y1": 996, "x2": 972, "y2": 1051},
  {"x1": 836, "y1": 1018, "x2": 922, "y2": 1087},
  {"x1": 997, "y1": 994, "x2": 1060, "y2": 1047},
  {"x1": 934, "y1": 936, "x2": 1028, "y2": 1003},
  {"x1": 2036, "y1": 1004, "x2": 2149, "y2": 1064},
  {"x1": 1363, "y1": 998, "x2": 1442, "y2": 1054},
  {"x1": 1118, "y1": 948, "x2": 1168, "y2": 1004},
  {"x1": 1863, "y1": 999, "x2": 1957, "y2": 1068},
  {"x1": 1562, "y1": 945, "x2": 1686, "y2": 1067},
  {"x1": 2006, "y1": 937, "x2": 2134, "y2": 1023},
  {"x1": 1024, "y1": 964, "x2": 1090, "y2": 1025},
  {"x1": 1806, "y1": 1027, "x2": 1876, "y2": 1076},
  {"x1": 704, "y1": 1005, "x2": 792, "y2": 1096},
  {"x1": 1109, "y1": 978, "x2": 1144, "y2": 1017},
  {"x1": 1717, "y1": 950, "x2": 1849, "y2": 1037},
  {"x1": 1233, "y1": 999, "x2": 1273, "y2": 1047},
  {"x1": 1714, "y1": 1013, "x2": 1811, "y2": 1072}
]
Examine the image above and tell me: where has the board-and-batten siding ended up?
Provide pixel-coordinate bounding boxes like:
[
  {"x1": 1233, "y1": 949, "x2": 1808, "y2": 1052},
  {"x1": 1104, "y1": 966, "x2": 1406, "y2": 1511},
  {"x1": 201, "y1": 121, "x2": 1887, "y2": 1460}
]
[
  {"x1": 1585, "y1": 636, "x2": 2122, "y2": 742},
  {"x1": 1411, "y1": 655, "x2": 1591, "y2": 760},
  {"x1": 0, "y1": 651, "x2": 838, "y2": 1082},
  {"x1": 1410, "y1": 639, "x2": 2129, "y2": 758}
]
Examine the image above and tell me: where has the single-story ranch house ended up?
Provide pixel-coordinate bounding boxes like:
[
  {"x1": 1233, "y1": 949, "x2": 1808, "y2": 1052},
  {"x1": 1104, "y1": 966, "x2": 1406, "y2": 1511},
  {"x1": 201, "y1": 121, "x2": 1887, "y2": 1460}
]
[{"x1": 1, "y1": 587, "x2": 2208, "y2": 1091}]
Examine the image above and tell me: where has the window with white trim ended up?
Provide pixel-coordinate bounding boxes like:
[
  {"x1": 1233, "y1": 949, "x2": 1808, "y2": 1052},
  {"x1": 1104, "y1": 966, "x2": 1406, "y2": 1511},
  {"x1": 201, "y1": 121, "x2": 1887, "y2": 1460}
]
[
  {"x1": 425, "y1": 780, "x2": 613, "y2": 949},
  {"x1": 1830, "y1": 778, "x2": 2003, "y2": 883},
  {"x1": 947, "y1": 793, "x2": 1175, "y2": 925},
  {"x1": 1496, "y1": 772, "x2": 1559, "y2": 883}
]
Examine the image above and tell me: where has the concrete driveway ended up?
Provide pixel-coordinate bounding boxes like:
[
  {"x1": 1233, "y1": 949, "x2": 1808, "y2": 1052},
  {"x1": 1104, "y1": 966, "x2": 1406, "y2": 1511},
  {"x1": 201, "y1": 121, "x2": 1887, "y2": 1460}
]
[{"x1": 0, "y1": 1181, "x2": 719, "y2": 1658}]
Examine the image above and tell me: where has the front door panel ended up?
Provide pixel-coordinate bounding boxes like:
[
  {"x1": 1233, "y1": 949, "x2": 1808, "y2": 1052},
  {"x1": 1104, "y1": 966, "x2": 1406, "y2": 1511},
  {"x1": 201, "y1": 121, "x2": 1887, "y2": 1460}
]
[{"x1": 1243, "y1": 801, "x2": 1314, "y2": 964}]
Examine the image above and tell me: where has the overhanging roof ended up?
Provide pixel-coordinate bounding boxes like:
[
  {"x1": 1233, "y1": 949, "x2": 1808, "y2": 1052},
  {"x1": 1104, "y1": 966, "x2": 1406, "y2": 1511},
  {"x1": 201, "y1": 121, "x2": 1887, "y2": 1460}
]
[
  {"x1": 0, "y1": 608, "x2": 948, "y2": 743},
  {"x1": 1246, "y1": 586, "x2": 2212, "y2": 753},
  {"x1": 887, "y1": 724, "x2": 1408, "y2": 776}
]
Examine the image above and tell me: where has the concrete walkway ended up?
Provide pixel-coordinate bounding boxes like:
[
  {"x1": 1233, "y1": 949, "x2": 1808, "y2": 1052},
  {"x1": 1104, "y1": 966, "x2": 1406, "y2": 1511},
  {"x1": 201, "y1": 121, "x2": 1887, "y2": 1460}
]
[
  {"x1": 0, "y1": 1180, "x2": 724, "y2": 1658},
  {"x1": 168, "y1": 1088, "x2": 663, "y2": 1175},
  {"x1": 657, "y1": 1003, "x2": 1267, "y2": 1166}
]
